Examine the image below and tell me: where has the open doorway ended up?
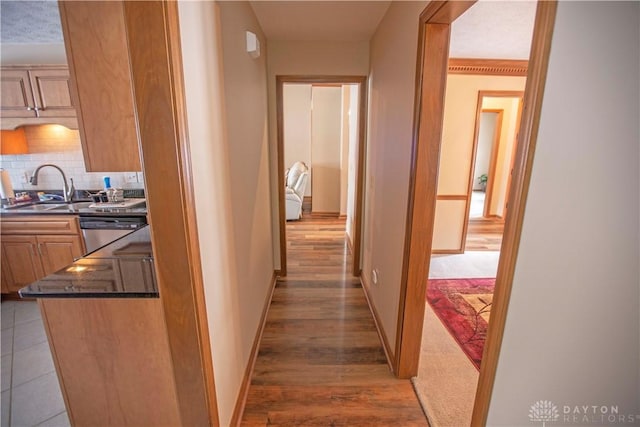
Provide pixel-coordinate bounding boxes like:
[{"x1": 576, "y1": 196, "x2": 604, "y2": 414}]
[
  {"x1": 276, "y1": 76, "x2": 367, "y2": 277},
  {"x1": 465, "y1": 92, "x2": 524, "y2": 252},
  {"x1": 393, "y1": 1, "x2": 557, "y2": 426}
]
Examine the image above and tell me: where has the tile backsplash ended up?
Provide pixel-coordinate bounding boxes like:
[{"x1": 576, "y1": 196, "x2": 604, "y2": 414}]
[{"x1": 0, "y1": 125, "x2": 144, "y2": 192}]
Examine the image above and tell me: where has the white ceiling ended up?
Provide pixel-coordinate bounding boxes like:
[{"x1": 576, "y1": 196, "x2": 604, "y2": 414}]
[
  {"x1": 0, "y1": 1, "x2": 63, "y2": 44},
  {"x1": 0, "y1": 0, "x2": 537, "y2": 60},
  {"x1": 451, "y1": 1, "x2": 537, "y2": 59},
  {"x1": 249, "y1": 1, "x2": 391, "y2": 42}
]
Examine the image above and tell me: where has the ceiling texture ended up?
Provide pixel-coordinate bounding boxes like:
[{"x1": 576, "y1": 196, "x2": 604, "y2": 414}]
[
  {"x1": 0, "y1": 0, "x2": 536, "y2": 59},
  {"x1": 249, "y1": 1, "x2": 391, "y2": 42},
  {"x1": 1, "y1": 1, "x2": 63, "y2": 44}
]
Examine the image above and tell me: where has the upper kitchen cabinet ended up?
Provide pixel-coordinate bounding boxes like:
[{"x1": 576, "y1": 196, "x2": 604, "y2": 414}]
[
  {"x1": 0, "y1": 66, "x2": 78, "y2": 129},
  {"x1": 58, "y1": 1, "x2": 141, "y2": 172}
]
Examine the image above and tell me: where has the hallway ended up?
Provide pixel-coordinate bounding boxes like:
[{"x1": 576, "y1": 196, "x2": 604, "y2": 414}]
[{"x1": 241, "y1": 217, "x2": 428, "y2": 425}]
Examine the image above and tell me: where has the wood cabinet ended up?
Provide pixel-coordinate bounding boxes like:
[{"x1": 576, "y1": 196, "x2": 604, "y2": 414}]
[
  {"x1": 59, "y1": 1, "x2": 141, "y2": 172},
  {"x1": 0, "y1": 66, "x2": 78, "y2": 129},
  {"x1": 1, "y1": 216, "x2": 85, "y2": 294}
]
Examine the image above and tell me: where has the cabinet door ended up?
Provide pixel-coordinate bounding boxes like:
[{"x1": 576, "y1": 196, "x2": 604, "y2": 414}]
[
  {"x1": 1, "y1": 236, "x2": 45, "y2": 293},
  {"x1": 38, "y1": 235, "x2": 85, "y2": 276},
  {"x1": 29, "y1": 68, "x2": 76, "y2": 118},
  {"x1": 0, "y1": 69, "x2": 36, "y2": 118},
  {"x1": 113, "y1": 258, "x2": 155, "y2": 293},
  {"x1": 59, "y1": 1, "x2": 141, "y2": 172}
]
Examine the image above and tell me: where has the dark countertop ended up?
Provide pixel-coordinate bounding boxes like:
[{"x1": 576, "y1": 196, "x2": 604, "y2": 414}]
[
  {"x1": 19, "y1": 226, "x2": 158, "y2": 299},
  {"x1": 0, "y1": 200, "x2": 148, "y2": 217}
]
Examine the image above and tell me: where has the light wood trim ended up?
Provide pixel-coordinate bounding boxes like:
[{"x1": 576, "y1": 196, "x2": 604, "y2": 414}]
[
  {"x1": 360, "y1": 274, "x2": 395, "y2": 370},
  {"x1": 276, "y1": 75, "x2": 368, "y2": 277},
  {"x1": 231, "y1": 271, "x2": 278, "y2": 425},
  {"x1": 123, "y1": 1, "x2": 217, "y2": 425},
  {"x1": 482, "y1": 109, "x2": 504, "y2": 219},
  {"x1": 436, "y1": 194, "x2": 467, "y2": 201},
  {"x1": 502, "y1": 98, "x2": 525, "y2": 218},
  {"x1": 432, "y1": 248, "x2": 464, "y2": 255},
  {"x1": 352, "y1": 77, "x2": 368, "y2": 276},
  {"x1": 1, "y1": 215, "x2": 80, "y2": 235},
  {"x1": 59, "y1": 1, "x2": 141, "y2": 172},
  {"x1": 276, "y1": 77, "x2": 287, "y2": 276},
  {"x1": 429, "y1": 1, "x2": 476, "y2": 23},
  {"x1": 449, "y1": 58, "x2": 529, "y2": 76},
  {"x1": 40, "y1": 298, "x2": 181, "y2": 426},
  {"x1": 471, "y1": 3, "x2": 557, "y2": 425},
  {"x1": 396, "y1": 21, "x2": 452, "y2": 379}
]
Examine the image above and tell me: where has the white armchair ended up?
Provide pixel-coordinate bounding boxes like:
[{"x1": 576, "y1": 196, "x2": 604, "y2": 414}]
[{"x1": 285, "y1": 161, "x2": 309, "y2": 220}]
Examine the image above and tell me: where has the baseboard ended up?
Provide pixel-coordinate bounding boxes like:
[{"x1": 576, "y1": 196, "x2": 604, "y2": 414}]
[
  {"x1": 432, "y1": 249, "x2": 464, "y2": 255},
  {"x1": 230, "y1": 271, "x2": 278, "y2": 426},
  {"x1": 309, "y1": 211, "x2": 340, "y2": 218},
  {"x1": 360, "y1": 274, "x2": 396, "y2": 372}
]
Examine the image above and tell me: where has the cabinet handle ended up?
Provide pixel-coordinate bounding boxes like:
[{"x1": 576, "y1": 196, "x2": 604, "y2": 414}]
[{"x1": 37, "y1": 243, "x2": 43, "y2": 257}]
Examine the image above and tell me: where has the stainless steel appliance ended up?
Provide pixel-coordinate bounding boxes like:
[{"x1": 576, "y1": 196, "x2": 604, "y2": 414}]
[{"x1": 79, "y1": 216, "x2": 148, "y2": 254}]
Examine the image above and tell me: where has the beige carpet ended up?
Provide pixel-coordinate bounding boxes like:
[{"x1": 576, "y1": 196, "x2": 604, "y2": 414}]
[{"x1": 412, "y1": 304, "x2": 480, "y2": 427}]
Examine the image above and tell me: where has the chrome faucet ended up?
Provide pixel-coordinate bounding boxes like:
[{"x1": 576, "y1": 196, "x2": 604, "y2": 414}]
[{"x1": 29, "y1": 164, "x2": 75, "y2": 202}]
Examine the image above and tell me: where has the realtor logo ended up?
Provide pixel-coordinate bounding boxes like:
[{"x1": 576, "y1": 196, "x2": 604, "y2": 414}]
[{"x1": 530, "y1": 400, "x2": 560, "y2": 426}]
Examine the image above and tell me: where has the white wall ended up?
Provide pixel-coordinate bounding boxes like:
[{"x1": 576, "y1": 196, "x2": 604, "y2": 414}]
[
  {"x1": 473, "y1": 112, "x2": 497, "y2": 191},
  {"x1": 178, "y1": 2, "x2": 273, "y2": 425},
  {"x1": 0, "y1": 125, "x2": 143, "y2": 191},
  {"x1": 339, "y1": 86, "x2": 350, "y2": 216},
  {"x1": 488, "y1": 2, "x2": 640, "y2": 424},
  {"x1": 283, "y1": 84, "x2": 312, "y2": 196},
  {"x1": 482, "y1": 96, "x2": 520, "y2": 217},
  {"x1": 345, "y1": 84, "x2": 359, "y2": 241},
  {"x1": 311, "y1": 86, "x2": 342, "y2": 213},
  {"x1": 364, "y1": 0, "x2": 427, "y2": 355},
  {"x1": 0, "y1": 43, "x2": 67, "y2": 65},
  {"x1": 267, "y1": 40, "x2": 369, "y2": 268}
]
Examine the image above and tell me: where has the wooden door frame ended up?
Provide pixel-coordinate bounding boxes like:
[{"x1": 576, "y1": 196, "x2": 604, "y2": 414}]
[
  {"x1": 395, "y1": 2, "x2": 557, "y2": 427},
  {"x1": 276, "y1": 75, "x2": 368, "y2": 277},
  {"x1": 471, "y1": 91, "x2": 524, "y2": 222},
  {"x1": 123, "y1": 2, "x2": 218, "y2": 424}
]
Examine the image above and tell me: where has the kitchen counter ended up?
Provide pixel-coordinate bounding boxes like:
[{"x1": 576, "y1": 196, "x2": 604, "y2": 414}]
[
  {"x1": 19, "y1": 225, "x2": 157, "y2": 298},
  {"x1": 1, "y1": 200, "x2": 148, "y2": 217}
]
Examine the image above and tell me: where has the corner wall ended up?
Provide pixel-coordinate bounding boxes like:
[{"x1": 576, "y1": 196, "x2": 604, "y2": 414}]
[
  {"x1": 364, "y1": 0, "x2": 427, "y2": 356},
  {"x1": 178, "y1": 2, "x2": 273, "y2": 425},
  {"x1": 488, "y1": 2, "x2": 640, "y2": 423}
]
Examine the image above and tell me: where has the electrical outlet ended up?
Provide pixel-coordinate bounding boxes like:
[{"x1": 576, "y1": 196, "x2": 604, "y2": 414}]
[
  {"x1": 136, "y1": 172, "x2": 144, "y2": 183},
  {"x1": 21, "y1": 171, "x2": 29, "y2": 183},
  {"x1": 124, "y1": 172, "x2": 138, "y2": 183},
  {"x1": 372, "y1": 269, "x2": 379, "y2": 285}
]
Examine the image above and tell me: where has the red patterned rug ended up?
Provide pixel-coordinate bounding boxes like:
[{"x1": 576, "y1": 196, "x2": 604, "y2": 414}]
[{"x1": 427, "y1": 278, "x2": 495, "y2": 370}]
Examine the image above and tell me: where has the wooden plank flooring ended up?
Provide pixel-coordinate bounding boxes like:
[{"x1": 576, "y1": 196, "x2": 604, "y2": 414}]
[
  {"x1": 465, "y1": 218, "x2": 504, "y2": 251},
  {"x1": 241, "y1": 217, "x2": 428, "y2": 426}
]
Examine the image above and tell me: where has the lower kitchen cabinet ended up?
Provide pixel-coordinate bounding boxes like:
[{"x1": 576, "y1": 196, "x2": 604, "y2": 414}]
[
  {"x1": 1, "y1": 236, "x2": 45, "y2": 293},
  {"x1": 38, "y1": 235, "x2": 84, "y2": 276},
  {"x1": 1, "y1": 216, "x2": 85, "y2": 294}
]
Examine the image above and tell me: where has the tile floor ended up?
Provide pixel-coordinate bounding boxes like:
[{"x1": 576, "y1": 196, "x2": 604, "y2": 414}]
[{"x1": 1, "y1": 300, "x2": 69, "y2": 427}]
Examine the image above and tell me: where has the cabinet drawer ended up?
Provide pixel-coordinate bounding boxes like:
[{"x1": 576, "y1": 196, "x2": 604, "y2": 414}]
[{"x1": 1, "y1": 215, "x2": 81, "y2": 235}]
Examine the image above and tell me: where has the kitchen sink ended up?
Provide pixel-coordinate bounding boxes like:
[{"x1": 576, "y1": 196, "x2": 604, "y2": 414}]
[{"x1": 51, "y1": 202, "x2": 94, "y2": 211}]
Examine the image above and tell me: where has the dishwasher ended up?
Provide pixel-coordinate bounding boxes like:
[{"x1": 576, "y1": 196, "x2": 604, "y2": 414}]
[{"x1": 79, "y1": 215, "x2": 148, "y2": 254}]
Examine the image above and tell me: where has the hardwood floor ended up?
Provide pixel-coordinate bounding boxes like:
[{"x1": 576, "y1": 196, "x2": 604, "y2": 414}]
[
  {"x1": 465, "y1": 217, "x2": 504, "y2": 251},
  {"x1": 241, "y1": 217, "x2": 428, "y2": 426}
]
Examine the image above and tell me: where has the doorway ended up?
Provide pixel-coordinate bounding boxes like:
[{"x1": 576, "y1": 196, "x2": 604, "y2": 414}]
[
  {"x1": 276, "y1": 76, "x2": 367, "y2": 277},
  {"x1": 395, "y1": 1, "x2": 557, "y2": 425},
  {"x1": 465, "y1": 92, "x2": 524, "y2": 252}
]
